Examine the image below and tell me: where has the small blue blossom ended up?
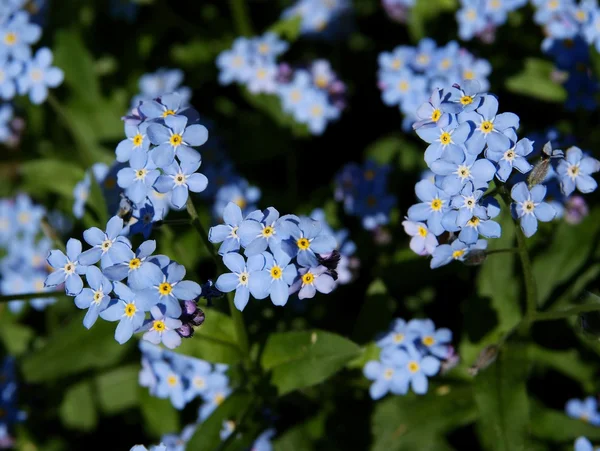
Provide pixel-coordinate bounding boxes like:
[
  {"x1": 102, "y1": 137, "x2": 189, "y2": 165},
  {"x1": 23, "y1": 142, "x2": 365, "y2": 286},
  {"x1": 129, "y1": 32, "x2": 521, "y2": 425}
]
[
  {"x1": 142, "y1": 305, "x2": 183, "y2": 350},
  {"x1": 407, "y1": 180, "x2": 451, "y2": 236},
  {"x1": 556, "y1": 146, "x2": 600, "y2": 196},
  {"x1": 396, "y1": 345, "x2": 441, "y2": 395},
  {"x1": 215, "y1": 253, "x2": 266, "y2": 311},
  {"x1": 17, "y1": 47, "x2": 63, "y2": 104},
  {"x1": 290, "y1": 265, "x2": 336, "y2": 300},
  {"x1": 408, "y1": 319, "x2": 453, "y2": 359},
  {"x1": 575, "y1": 437, "x2": 600, "y2": 451},
  {"x1": 402, "y1": 220, "x2": 439, "y2": 256},
  {"x1": 147, "y1": 114, "x2": 208, "y2": 168},
  {"x1": 116, "y1": 122, "x2": 151, "y2": 163},
  {"x1": 152, "y1": 361, "x2": 187, "y2": 409},
  {"x1": 100, "y1": 281, "x2": 147, "y2": 344},
  {"x1": 510, "y1": 182, "x2": 557, "y2": 237},
  {"x1": 281, "y1": 217, "x2": 337, "y2": 267},
  {"x1": 430, "y1": 239, "x2": 488, "y2": 269},
  {"x1": 486, "y1": 137, "x2": 534, "y2": 182},
  {"x1": 117, "y1": 150, "x2": 160, "y2": 205},
  {"x1": 154, "y1": 159, "x2": 208, "y2": 209},
  {"x1": 363, "y1": 348, "x2": 409, "y2": 400},
  {"x1": 44, "y1": 238, "x2": 87, "y2": 296},
  {"x1": 103, "y1": 240, "x2": 160, "y2": 290},
  {"x1": 566, "y1": 397, "x2": 600, "y2": 425},
  {"x1": 0, "y1": 10, "x2": 41, "y2": 60},
  {"x1": 74, "y1": 266, "x2": 112, "y2": 329},
  {"x1": 78, "y1": 216, "x2": 132, "y2": 268}
]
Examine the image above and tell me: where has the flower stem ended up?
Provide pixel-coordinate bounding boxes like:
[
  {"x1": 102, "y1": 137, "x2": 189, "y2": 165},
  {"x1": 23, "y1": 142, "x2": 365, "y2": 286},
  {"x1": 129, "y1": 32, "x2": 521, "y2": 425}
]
[
  {"x1": 515, "y1": 224, "x2": 538, "y2": 331},
  {"x1": 229, "y1": 0, "x2": 253, "y2": 36},
  {"x1": 532, "y1": 303, "x2": 600, "y2": 322},
  {"x1": 185, "y1": 198, "x2": 250, "y2": 358}
]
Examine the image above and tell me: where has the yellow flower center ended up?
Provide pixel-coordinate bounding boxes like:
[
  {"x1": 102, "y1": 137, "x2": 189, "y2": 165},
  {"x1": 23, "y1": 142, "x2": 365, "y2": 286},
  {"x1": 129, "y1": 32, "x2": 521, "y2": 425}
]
[
  {"x1": 290, "y1": 90, "x2": 302, "y2": 102},
  {"x1": 158, "y1": 282, "x2": 172, "y2": 296},
  {"x1": 170, "y1": 134, "x2": 182, "y2": 147},
  {"x1": 215, "y1": 393, "x2": 226, "y2": 405},
  {"x1": 261, "y1": 226, "x2": 274, "y2": 237},
  {"x1": 152, "y1": 320, "x2": 166, "y2": 332},
  {"x1": 257, "y1": 68, "x2": 268, "y2": 80},
  {"x1": 167, "y1": 375, "x2": 178, "y2": 386},
  {"x1": 489, "y1": 0, "x2": 500, "y2": 9},
  {"x1": 430, "y1": 199, "x2": 443, "y2": 211},
  {"x1": 383, "y1": 368, "x2": 394, "y2": 380},
  {"x1": 458, "y1": 165, "x2": 471, "y2": 179},
  {"x1": 129, "y1": 258, "x2": 141, "y2": 270},
  {"x1": 311, "y1": 105, "x2": 323, "y2": 117},
  {"x1": 124, "y1": 302, "x2": 137, "y2": 317},
  {"x1": 270, "y1": 265, "x2": 282, "y2": 280},
  {"x1": 480, "y1": 121, "x2": 494, "y2": 133},
  {"x1": 18, "y1": 212, "x2": 29, "y2": 224},
  {"x1": 135, "y1": 169, "x2": 148, "y2": 180},
  {"x1": 460, "y1": 95, "x2": 473, "y2": 105},
  {"x1": 297, "y1": 238, "x2": 310, "y2": 250},
  {"x1": 302, "y1": 272, "x2": 314, "y2": 285},
  {"x1": 548, "y1": 0, "x2": 558, "y2": 10},
  {"x1": 258, "y1": 43, "x2": 270, "y2": 54},
  {"x1": 232, "y1": 56, "x2": 243, "y2": 68},
  {"x1": 576, "y1": 10, "x2": 587, "y2": 21},
  {"x1": 398, "y1": 81, "x2": 409, "y2": 92},
  {"x1": 440, "y1": 132, "x2": 451, "y2": 145},
  {"x1": 364, "y1": 170, "x2": 375, "y2": 180},
  {"x1": 234, "y1": 197, "x2": 247, "y2": 209},
  {"x1": 4, "y1": 32, "x2": 16, "y2": 46},
  {"x1": 408, "y1": 361, "x2": 420, "y2": 373},
  {"x1": 391, "y1": 58, "x2": 401, "y2": 69},
  {"x1": 174, "y1": 174, "x2": 186, "y2": 185},
  {"x1": 568, "y1": 165, "x2": 580, "y2": 178},
  {"x1": 30, "y1": 69, "x2": 43, "y2": 82},
  {"x1": 162, "y1": 109, "x2": 176, "y2": 118},
  {"x1": 523, "y1": 200, "x2": 535, "y2": 213},
  {"x1": 229, "y1": 226, "x2": 239, "y2": 238},
  {"x1": 393, "y1": 333, "x2": 404, "y2": 343},
  {"x1": 440, "y1": 58, "x2": 451, "y2": 70},
  {"x1": 422, "y1": 336, "x2": 435, "y2": 346},
  {"x1": 466, "y1": 8, "x2": 477, "y2": 20},
  {"x1": 504, "y1": 149, "x2": 515, "y2": 161},
  {"x1": 463, "y1": 69, "x2": 475, "y2": 80},
  {"x1": 93, "y1": 290, "x2": 103, "y2": 304},
  {"x1": 452, "y1": 249, "x2": 465, "y2": 259},
  {"x1": 101, "y1": 239, "x2": 112, "y2": 252},
  {"x1": 417, "y1": 54, "x2": 429, "y2": 65},
  {"x1": 238, "y1": 272, "x2": 249, "y2": 285},
  {"x1": 34, "y1": 280, "x2": 44, "y2": 291},
  {"x1": 315, "y1": 75, "x2": 328, "y2": 88},
  {"x1": 417, "y1": 226, "x2": 427, "y2": 238},
  {"x1": 431, "y1": 109, "x2": 441, "y2": 122},
  {"x1": 133, "y1": 134, "x2": 143, "y2": 146},
  {"x1": 467, "y1": 216, "x2": 480, "y2": 227},
  {"x1": 194, "y1": 377, "x2": 205, "y2": 388},
  {"x1": 63, "y1": 262, "x2": 76, "y2": 274}
]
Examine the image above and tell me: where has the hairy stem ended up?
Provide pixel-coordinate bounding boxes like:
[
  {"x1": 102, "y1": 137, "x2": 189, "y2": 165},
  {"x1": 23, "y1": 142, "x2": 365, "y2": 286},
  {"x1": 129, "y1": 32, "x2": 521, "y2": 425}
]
[{"x1": 185, "y1": 198, "x2": 250, "y2": 358}]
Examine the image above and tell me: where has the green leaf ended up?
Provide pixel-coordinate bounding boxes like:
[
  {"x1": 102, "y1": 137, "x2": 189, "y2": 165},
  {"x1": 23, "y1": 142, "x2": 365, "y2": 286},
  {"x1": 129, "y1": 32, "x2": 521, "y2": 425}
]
[
  {"x1": 473, "y1": 344, "x2": 530, "y2": 451},
  {"x1": 532, "y1": 209, "x2": 600, "y2": 306},
  {"x1": 346, "y1": 342, "x2": 380, "y2": 370},
  {"x1": 268, "y1": 15, "x2": 303, "y2": 41},
  {"x1": 59, "y1": 380, "x2": 97, "y2": 431},
  {"x1": 371, "y1": 384, "x2": 476, "y2": 451},
  {"x1": 530, "y1": 402, "x2": 600, "y2": 441},
  {"x1": 0, "y1": 316, "x2": 34, "y2": 356},
  {"x1": 505, "y1": 58, "x2": 567, "y2": 102},
  {"x1": 19, "y1": 159, "x2": 85, "y2": 198},
  {"x1": 173, "y1": 308, "x2": 241, "y2": 365},
  {"x1": 95, "y1": 364, "x2": 139, "y2": 414},
  {"x1": 261, "y1": 330, "x2": 361, "y2": 395},
  {"x1": 21, "y1": 313, "x2": 133, "y2": 382},
  {"x1": 186, "y1": 392, "x2": 253, "y2": 451},
  {"x1": 274, "y1": 411, "x2": 328, "y2": 451},
  {"x1": 529, "y1": 345, "x2": 596, "y2": 392},
  {"x1": 139, "y1": 388, "x2": 180, "y2": 438}
]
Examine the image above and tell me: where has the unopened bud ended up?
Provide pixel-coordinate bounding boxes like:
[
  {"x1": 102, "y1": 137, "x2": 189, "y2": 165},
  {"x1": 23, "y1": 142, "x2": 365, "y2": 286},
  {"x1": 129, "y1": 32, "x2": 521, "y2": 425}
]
[
  {"x1": 462, "y1": 249, "x2": 487, "y2": 266},
  {"x1": 183, "y1": 300, "x2": 198, "y2": 315},
  {"x1": 192, "y1": 310, "x2": 206, "y2": 327},
  {"x1": 528, "y1": 141, "x2": 564, "y2": 188},
  {"x1": 177, "y1": 324, "x2": 194, "y2": 338},
  {"x1": 468, "y1": 344, "x2": 499, "y2": 376}
]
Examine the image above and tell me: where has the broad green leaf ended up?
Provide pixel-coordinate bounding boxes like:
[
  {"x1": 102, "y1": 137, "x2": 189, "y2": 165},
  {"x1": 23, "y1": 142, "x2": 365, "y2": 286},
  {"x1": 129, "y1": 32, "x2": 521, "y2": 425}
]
[
  {"x1": 371, "y1": 384, "x2": 476, "y2": 451},
  {"x1": 274, "y1": 411, "x2": 328, "y2": 451},
  {"x1": 268, "y1": 16, "x2": 303, "y2": 41},
  {"x1": 186, "y1": 392, "x2": 253, "y2": 451},
  {"x1": 473, "y1": 344, "x2": 530, "y2": 451},
  {"x1": 173, "y1": 308, "x2": 241, "y2": 364},
  {"x1": 20, "y1": 159, "x2": 85, "y2": 199},
  {"x1": 532, "y1": 209, "x2": 600, "y2": 306},
  {"x1": 139, "y1": 388, "x2": 180, "y2": 438},
  {"x1": 505, "y1": 58, "x2": 567, "y2": 102},
  {"x1": 261, "y1": 330, "x2": 360, "y2": 395},
  {"x1": 529, "y1": 345, "x2": 596, "y2": 392},
  {"x1": 21, "y1": 313, "x2": 133, "y2": 382},
  {"x1": 0, "y1": 316, "x2": 34, "y2": 356},
  {"x1": 95, "y1": 364, "x2": 139, "y2": 414},
  {"x1": 530, "y1": 402, "x2": 600, "y2": 441},
  {"x1": 59, "y1": 380, "x2": 97, "y2": 431}
]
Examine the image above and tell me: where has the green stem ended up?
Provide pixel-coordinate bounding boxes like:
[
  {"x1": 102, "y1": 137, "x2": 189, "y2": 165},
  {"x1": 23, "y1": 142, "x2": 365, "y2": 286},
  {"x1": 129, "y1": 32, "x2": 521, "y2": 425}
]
[
  {"x1": 185, "y1": 199, "x2": 251, "y2": 359},
  {"x1": 228, "y1": 0, "x2": 253, "y2": 36},
  {"x1": 532, "y1": 304, "x2": 600, "y2": 322},
  {"x1": 515, "y1": 224, "x2": 538, "y2": 330},
  {"x1": 0, "y1": 292, "x2": 62, "y2": 303},
  {"x1": 485, "y1": 248, "x2": 519, "y2": 256}
]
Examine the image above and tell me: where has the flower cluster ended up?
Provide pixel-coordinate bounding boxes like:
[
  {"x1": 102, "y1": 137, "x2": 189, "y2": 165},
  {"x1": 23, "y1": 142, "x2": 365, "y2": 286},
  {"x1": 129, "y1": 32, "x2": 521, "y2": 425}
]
[
  {"x1": 566, "y1": 396, "x2": 600, "y2": 425},
  {"x1": 334, "y1": 159, "x2": 397, "y2": 230},
  {"x1": 0, "y1": 357, "x2": 27, "y2": 448},
  {"x1": 209, "y1": 202, "x2": 339, "y2": 309},
  {"x1": 139, "y1": 341, "x2": 231, "y2": 420},
  {"x1": 43, "y1": 215, "x2": 207, "y2": 346},
  {"x1": 221, "y1": 422, "x2": 275, "y2": 450},
  {"x1": 456, "y1": 0, "x2": 527, "y2": 42},
  {"x1": 281, "y1": 0, "x2": 350, "y2": 36},
  {"x1": 363, "y1": 318, "x2": 453, "y2": 399},
  {"x1": 377, "y1": 39, "x2": 491, "y2": 129},
  {"x1": 0, "y1": 194, "x2": 61, "y2": 313},
  {"x1": 130, "y1": 68, "x2": 191, "y2": 110},
  {"x1": 404, "y1": 80, "x2": 600, "y2": 268},
  {"x1": 381, "y1": 0, "x2": 415, "y2": 23},
  {"x1": 217, "y1": 32, "x2": 346, "y2": 134}
]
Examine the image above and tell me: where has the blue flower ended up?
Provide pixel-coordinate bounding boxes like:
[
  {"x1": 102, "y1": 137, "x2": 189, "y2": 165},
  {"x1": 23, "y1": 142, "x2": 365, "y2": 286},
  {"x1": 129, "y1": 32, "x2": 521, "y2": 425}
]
[
  {"x1": 456, "y1": 0, "x2": 487, "y2": 40},
  {"x1": 296, "y1": 89, "x2": 339, "y2": 135},
  {"x1": 154, "y1": 159, "x2": 208, "y2": 210},
  {"x1": 100, "y1": 281, "x2": 147, "y2": 344},
  {"x1": 14, "y1": 193, "x2": 44, "y2": 236},
  {"x1": 129, "y1": 201, "x2": 156, "y2": 239},
  {"x1": 450, "y1": 181, "x2": 489, "y2": 226},
  {"x1": 407, "y1": 180, "x2": 451, "y2": 236},
  {"x1": 116, "y1": 122, "x2": 151, "y2": 163},
  {"x1": 556, "y1": 146, "x2": 600, "y2": 196},
  {"x1": 133, "y1": 68, "x2": 191, "y2": 107},
  {"x1": 407, "y1": 319, "x2": 453, "y2": 359},
  {"x1": 117, "y1": 149, "x2": 160, "y2": 205},
  {"x1": 251, "y1": 429, "x2": 276, "y2": 451},
  {"x1": 103, "y1": 240, "x2": 160, "y2": 290},
  {"x1": 0, "y1": 103, "x2": 13, "y2": 143},
  {"x1": 78, "y1": 216, "x2": 132, "y2": 268},
  {"x1": 216, "y1": 37, "x2": 252, "y2": 85},
  {"x1": 140, "y1": 92, "x2": 186, "y2": 120},
  {"x1": 135, "y1": 261, "x2": 202, "y2": 317},
  {"x1": 486, "y1": 138, "x2": 534, "y2": 182},
  {"x1": 291, "y1": 265, "x2": 336, "y2": 300},
  {"x1": 415, "y1": 122, "x2": 471, "y2": 165},
  {"x1": 378, "y1": 46, "x2": 416, "y2": 74},
  {"x1": 402, "y1": 220, "x2": 438, "y2": 256},
  {"x1": 147, "y1": 114, "x2": 208, "y2": 167},
  {"x1": 246, "y1": 61, "x2": 278, "y2": 95},
  {"x1": 430, "y1": 149, "x2": 496, "y2": 195},
  {"x1": 142, "y1": 305, "x2": 182, "y2": 350},
  {"x1": 0, "y1": 10, "x2": 41, "y2": 60},
  {"x1": 380, "y1": 70, "x2": 426, "y2": 107},
  {"x1": 215, "y1": 252, "x2": 266, "y2": 311},
  {"x1": 198, "y1": 387, "x2": 232, "y2": 421},
  {"x1": 74, "y1": 266, "x2": 112, "y2": 329},
  {"x1": 278, "y1": 70, "x2": 311, "y2": 116},
  {"x1": 44, "y1": 238, "x2": 87, "y2": 296},
  {"x1": 510, "y1": 182, "x2": 557, "y2": 237},
  {"x1": 430, "y1": 239, "x2": 487, "y2": 269},
  {"x1": 252, "y1": 32, "x2": 288, "y2": 59},
  {"x1": 281, "y1": 217, "x2": 337, "y2": 267},
  {"x1": 413, "y1": 88, "x2": 461, "y2": 129},
  {"x1": 575, "y1": 437, "x2": 600, "y2": 451},
  {"x1": 237, "y1": 207, "x2": 288, "y2": 256},
  {"x1": 152, "y1": 361, "x2": 187, "y2": 409},
  {"x1": 185, "y1": 360, "x2": 227, "y2": 401},
  {"x1": 450, "y1": 79, "x2": 485, "y2": 112},
  {"x1": 375, "y1": 318, "x2": 419, "y2": 349},
  {"x1": 213, "y1": 179, "x2": 261, "y2": 220},
  {"x1": 363, "y1": 349, "x2": 409, "y2": 399},
  {"x1": 251, "y1": 249, "x2": 298, "y2": 306},
  {"x1": 566, "y1": 397, "x2": 600, "y2": 425},
  {"x1": 397, "y1": 345, "x2": 441, "y2": 395},
  {"x1": 209, "y1": 202, "x2": 248, "y2": 255},
  {"x1": 0, "y1": 55, "x2": 21, "y2": 100},
  {"x1": 17, "y1": 47, "x2": 63, "y2": 104}
]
